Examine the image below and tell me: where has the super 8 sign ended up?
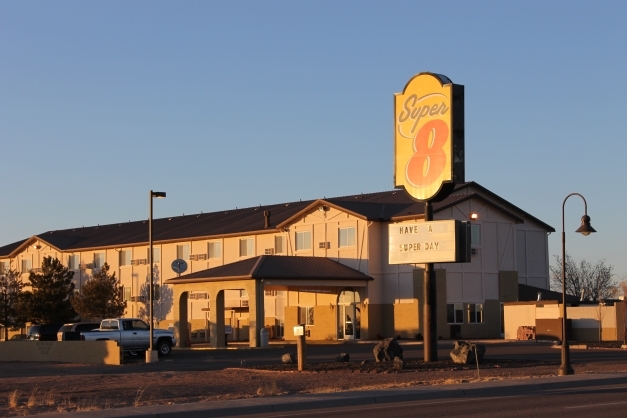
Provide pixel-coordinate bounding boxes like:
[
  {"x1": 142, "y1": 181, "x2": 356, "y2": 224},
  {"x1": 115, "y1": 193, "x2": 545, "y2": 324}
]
[{"x1": 394, "y1": 73, "x2": 465, "y2": 202}]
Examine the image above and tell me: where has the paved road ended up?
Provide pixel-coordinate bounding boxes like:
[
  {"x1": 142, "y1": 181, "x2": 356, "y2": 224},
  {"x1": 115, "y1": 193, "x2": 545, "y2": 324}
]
[
  {"x1": 237, "y1": 382, "x2": 627, "y2": 418},
  {"x1": 1, "y1": 340, "x2": 625, "y2": 378}
]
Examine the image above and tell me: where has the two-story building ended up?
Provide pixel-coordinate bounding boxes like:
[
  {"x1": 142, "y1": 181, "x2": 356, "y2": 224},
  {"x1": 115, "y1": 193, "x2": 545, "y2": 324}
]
[{"x1": 0, "y1": 181, "x2": 554, "y2": 346}]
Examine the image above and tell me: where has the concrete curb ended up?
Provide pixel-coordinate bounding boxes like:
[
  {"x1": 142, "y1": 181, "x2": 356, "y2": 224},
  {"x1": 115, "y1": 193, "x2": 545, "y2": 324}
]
[{"x1": 38, "y1": 372, "x2": 627, "y2": 417}]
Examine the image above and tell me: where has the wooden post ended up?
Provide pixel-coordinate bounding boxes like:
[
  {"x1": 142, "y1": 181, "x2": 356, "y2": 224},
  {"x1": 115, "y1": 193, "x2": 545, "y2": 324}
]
[{"x1": 296, "y1": 324, "x2": 306, "y2": 371}]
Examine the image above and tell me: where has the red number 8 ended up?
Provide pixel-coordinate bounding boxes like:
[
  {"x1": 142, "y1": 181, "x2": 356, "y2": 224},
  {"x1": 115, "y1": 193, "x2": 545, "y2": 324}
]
[{"x1": 405, "y1": 119, "x2": 448, "y2": 188}]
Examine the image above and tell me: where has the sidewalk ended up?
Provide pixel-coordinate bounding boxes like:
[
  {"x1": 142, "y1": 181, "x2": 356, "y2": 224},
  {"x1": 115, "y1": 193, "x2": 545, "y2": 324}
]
[{"x1": 38, "y1": 371, "x2": 627, "y2": 417}]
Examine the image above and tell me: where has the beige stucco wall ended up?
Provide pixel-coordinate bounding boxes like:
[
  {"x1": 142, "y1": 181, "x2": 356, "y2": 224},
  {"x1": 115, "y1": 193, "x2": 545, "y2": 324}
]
[
  {"x1": 503, "y1": 303, "x2": 537, "y2": 340},
  {"x1": 0, "y1": 341, "x2": 121, "y2": 365}
]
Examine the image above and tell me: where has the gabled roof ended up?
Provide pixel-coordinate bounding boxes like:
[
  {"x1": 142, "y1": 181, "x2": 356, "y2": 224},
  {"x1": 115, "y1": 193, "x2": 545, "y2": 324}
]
[
  {"x1": 0, "y1": 181, "x2": 554, "y2": 257},
  {"x1": 165, "y1": 255, "x2": 374, "y2": 284}
]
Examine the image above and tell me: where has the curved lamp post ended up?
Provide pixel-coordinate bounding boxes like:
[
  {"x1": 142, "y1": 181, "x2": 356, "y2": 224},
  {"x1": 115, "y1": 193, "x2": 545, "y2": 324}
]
[
  {"x1": 558, "y1": 193, "x2": 596, "y2": 376},
  {"x1": 147, "y1": 190, "x2": 166, "y2": 363}
]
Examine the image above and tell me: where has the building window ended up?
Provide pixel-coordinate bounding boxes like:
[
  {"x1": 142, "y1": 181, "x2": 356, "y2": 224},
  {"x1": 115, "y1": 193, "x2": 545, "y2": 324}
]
[
  {"x1": 471, "y1": 224, "x2": 481, "y2": 246},
  {"x1": 146, "y1": 247, "x2": 160, "y2": 263},
  {"x1": 123, "y1": 287, "x2": 131, "y2": 302},
  {"x1": 93, "y1": 252, "x2": 105, "y2": 269},
  {"x1": 68, "y1": 255, "x2": 80, "y2": 270},
  {"x1": 0, "y1": 261, "x2": 9, "y2": 273},
  {"x1": 176, "y1": 244, "x2": 190, "y2": 261},
  {"x1": 239, "y1": 289, "x2": 248, "y2": 298},
  {"x1": 447, "y1": 303, "x2": 464, "y2": 324},
  {"x1": 119, "y1": 250, "x2": 131, "y2": 267},
  {"x1": 299, "y1": 306, "x2": 314, "y2": 326},
  {"x1": 21, "y1": 259, "x2": 32, "y2": 274},
  {"x1": 275, "y1": 236, "x2": 285, "y2": 254},
  {"x1": 208, "y1": 242, "x2": 222, "y2": 259},
  {"x1": 295, "y1": 231, "x2": 311, "y2": 251},
  {"x1": 468, "y1": 303, "x2": 484, "y2": 323},
  {"x1": 239, "y1": 239, "x2": 254, "y2": 257},
  {"x1": 339, "y1": 227, "x2": 356, "y2": 247}
]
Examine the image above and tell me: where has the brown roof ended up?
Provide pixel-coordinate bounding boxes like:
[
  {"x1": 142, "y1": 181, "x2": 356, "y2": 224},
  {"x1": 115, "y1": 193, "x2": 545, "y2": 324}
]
[
  {"x1": 165, "y1": 255, "x2": 374, "y2": 284},
  {"x1": 0, "y1": 181, "x2": 554, "y2": 257}
]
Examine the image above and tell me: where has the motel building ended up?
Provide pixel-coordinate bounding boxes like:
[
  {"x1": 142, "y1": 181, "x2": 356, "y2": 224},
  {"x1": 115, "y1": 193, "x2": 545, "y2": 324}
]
[{"x1": 0, "y1": 181, "x2": 554, "y2": 347}]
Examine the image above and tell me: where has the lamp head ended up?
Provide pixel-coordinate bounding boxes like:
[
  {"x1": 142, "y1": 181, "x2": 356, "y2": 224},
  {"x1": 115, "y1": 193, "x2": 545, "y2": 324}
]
[
  {"x1": 152, "y1": 191, "x2": 166, "y2": 199},
  {"x1": 470, "y1": 212, "x2": 479, "y2": 220},
  {"x1": 575, "y1": 215, "x2": 596, "y2": 236}
]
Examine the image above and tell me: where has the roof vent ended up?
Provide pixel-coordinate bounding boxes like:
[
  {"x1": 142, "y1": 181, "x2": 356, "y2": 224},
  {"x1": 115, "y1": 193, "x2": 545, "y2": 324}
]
[{"x1": 264, "y1": 211, "x2": 271, "y2": 228}]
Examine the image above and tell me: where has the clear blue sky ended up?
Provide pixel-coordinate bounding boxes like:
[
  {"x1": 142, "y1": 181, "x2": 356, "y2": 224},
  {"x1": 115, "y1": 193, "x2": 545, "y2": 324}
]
[{"x1": 1, "y1": 1, "x2": 625, "y2": 281}]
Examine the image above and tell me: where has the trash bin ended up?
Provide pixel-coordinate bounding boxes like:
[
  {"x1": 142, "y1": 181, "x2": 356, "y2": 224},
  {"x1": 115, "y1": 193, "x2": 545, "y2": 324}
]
[{"x1": 259, "y1": 327, "x2": 269, "y2": 347}]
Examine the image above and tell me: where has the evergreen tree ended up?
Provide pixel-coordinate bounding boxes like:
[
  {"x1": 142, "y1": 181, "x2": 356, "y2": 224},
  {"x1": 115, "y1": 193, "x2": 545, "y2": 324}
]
[
  {"x1": 0, "y1": 269, "x2": 25, "y2": 339},
  {"x1": 71, "y1": 263, "x2": 126, "y2": 320},
  {"x1": 22, "y1": 256, "x2": 76, "y2": 324}
]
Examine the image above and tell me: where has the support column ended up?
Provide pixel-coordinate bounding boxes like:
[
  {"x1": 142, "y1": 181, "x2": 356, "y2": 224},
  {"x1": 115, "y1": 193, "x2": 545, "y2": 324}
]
[
  {"x1": 209, "y1": 290, "x2": 225, "y2": 348},
  {"x1": 174, "y1": 291, "x2": 189, "y2": 348},
  {"x1": 423, "y1": 201, "x2": 438, "y2": 362},
  {"x1": 247, "y1": 279, "x2": 265, "y2": 347}
]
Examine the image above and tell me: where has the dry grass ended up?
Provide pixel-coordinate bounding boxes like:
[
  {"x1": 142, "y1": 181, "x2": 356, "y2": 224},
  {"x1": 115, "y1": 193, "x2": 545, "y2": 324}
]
[
  {"x1": 134, "y1": 387, "x2": 146, "y2": 407},
  {"x1": 8, "y1": 390, "x2": 20, "y2": 409},
  {"x1": 256, "y1": 380, "x2": 284, "y2": 396}
]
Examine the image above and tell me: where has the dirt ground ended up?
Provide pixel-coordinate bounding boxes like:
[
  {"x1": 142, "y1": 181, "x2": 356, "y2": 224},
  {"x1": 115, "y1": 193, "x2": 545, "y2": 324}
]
[{"x1": 1, "y1": 354, "x2": 627, "y2": 416}]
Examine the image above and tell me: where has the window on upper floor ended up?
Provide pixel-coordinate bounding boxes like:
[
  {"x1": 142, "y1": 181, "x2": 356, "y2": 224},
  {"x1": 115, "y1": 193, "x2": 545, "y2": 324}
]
[
  {"x1": 467, "y1": 303, "x2": 484, "y2": 324},
  {"x1": 239, "y1": 239, "x2": 254, "y2": 257},
  {"x1": 339, "y1": 227, "x2": 356, "y2": 248},
  {"x1": 447, "y1": 303, "x2": 464, "y2": 324},
  {"x1": 275, "y1": 236, "x2": 285, "y2": 254},
  {"x1": 21, "y1": 259, "x2": 32, "y2": 274},
  {"x1": 295, "y1": 231, "x2": 311, "y2": 251},
  {"x1": 208, "y1": 242, "x2": 222, "y2": 259},
  {"x1": 93, "y1": 252, "x2": 105, "y2": 269},
  {"x1": 471, "y1": 224, "x2": 481, "y2": 246},
  {"x1": 119, "y1": 250, "x2": 131, "y2": 267},
  {"x1": 146, "y1": 247, "x2": 160, "y2": 263},
  {"x1": 177, "y1": 244, "x2": 190, "y2": 261},
  {"x1": 0, "y1": 261, "x2": 9, "y2": 273},
  {"x1": 68, "y1": 255, "x2": 80, "y2": 270}
]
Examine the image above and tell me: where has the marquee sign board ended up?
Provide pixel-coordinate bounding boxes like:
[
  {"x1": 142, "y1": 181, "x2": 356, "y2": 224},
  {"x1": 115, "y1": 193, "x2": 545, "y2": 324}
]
[
  {"x1": 389, "y1": 220, "x2": 471, "y2": 264},
  {"x1": 394, "y1": 73, "x2": 465, "y2": 202}
]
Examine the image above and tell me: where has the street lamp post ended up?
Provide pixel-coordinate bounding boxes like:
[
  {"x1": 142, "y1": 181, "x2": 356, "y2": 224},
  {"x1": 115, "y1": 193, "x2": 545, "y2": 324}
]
[
  {"x1": 147, "y1": 190, "x2": 166, "y2": 363},
  {"x1": 558, "y1": 193, "x2": 596, "y2": 376}
]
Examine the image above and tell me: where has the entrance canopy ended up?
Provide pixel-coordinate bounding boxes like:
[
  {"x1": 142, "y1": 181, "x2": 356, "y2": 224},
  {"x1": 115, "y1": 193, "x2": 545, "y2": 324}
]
[
  {"x1": 166, "y1": 256, "x2": 372, "y2": 348},
  {"x1": 166, "y1": 255, "x2": 373, "y2": 289}
]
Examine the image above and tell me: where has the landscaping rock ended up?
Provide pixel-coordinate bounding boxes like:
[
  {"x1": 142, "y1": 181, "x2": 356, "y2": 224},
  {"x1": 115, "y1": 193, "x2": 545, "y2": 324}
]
[
  {"x1": 393, "y1": 356, "x2": 404, "y2": 370},
  {"x1": 336, "y1": 353, "x2": 350, "y2": 362},
  {"x1": 450, "y1": 340, "x2": 485, "y2": 364},
  {"x1": 373, "y1": 337, "x2": 403, "y2": 362},
  {"x1": 281, "y1": 353, "x2": 294, "y2": 364}
]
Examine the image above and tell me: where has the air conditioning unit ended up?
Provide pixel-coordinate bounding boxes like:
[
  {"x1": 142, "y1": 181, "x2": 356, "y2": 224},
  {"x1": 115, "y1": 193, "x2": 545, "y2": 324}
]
[
  {"x1": 471, "y1": 248, "x2": 479, "y2": 256},
  {"x1": 264, "y1": 248, "x2": 275, "y2": 255},
  {"x1": 197, "y1": 254, "x2": 207, "y2": 260},
  {"x1": 318, "y1": 242, "x2": 330, "y2": 249},
  {"x1": 79, "y1": 264, "x2": 87, "y2": 270},
  {"x1": 130, "y1": 296, "x2": 146, "y2": 302},
  {"x1": 138, "y1": 259, "x2": 147, "y2": 265},
  {"x1": 241, "y1": 300, "x2": 249, "y2": 307},
  {"x1": 131, "y1": 259, "x2": 139, "y2": 266},
  {"x1": 86, "y1": 263, "x2": 94, "y2": 269},
  {"x1": 190, "y1": 254, "x2": 198, "y2": 261}
]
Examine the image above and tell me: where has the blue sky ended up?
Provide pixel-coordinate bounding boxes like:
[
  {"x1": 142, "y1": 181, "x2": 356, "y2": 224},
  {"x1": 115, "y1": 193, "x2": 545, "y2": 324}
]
[{"x1": 1, "y1": 1, "x2": 625, "y2": 281}]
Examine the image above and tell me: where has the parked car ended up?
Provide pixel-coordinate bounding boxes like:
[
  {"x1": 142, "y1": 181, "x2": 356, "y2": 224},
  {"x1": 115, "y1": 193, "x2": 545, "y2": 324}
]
[
  {"x1": 27, "y1": 324, "x2": 63, "y2": 341},
  {"x1": 9, "y1": 334, "x2": 27, "y2": 341},
  {"x1": 57, "y1": 322, "x2": 101, "y2": 341},
  {"x1": 80, "y1": 318, "x2": 177, "y2": 357}
]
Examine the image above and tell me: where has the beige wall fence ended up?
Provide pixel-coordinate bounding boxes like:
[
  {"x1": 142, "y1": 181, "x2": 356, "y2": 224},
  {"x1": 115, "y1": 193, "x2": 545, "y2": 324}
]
[{"x1": 0, "y1": 341, "x2": 121, "y2": 365}]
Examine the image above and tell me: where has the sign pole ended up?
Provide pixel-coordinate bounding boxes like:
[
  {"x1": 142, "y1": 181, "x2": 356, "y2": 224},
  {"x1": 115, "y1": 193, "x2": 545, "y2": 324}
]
[{"x1": 423, "y1": 201, "x2": 438, "y2": 362}]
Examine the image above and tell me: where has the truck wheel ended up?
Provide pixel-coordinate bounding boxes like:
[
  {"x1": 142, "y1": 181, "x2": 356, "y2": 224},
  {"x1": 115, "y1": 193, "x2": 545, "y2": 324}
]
[{"x1": 157, "y1": 340, "x2": 172, "y2": 357}]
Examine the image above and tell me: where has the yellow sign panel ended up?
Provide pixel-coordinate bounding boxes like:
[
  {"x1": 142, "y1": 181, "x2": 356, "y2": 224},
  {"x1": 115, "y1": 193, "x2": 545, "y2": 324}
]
[{"x1": 394, "y1": 73, "x2": 459, "y2": 201}]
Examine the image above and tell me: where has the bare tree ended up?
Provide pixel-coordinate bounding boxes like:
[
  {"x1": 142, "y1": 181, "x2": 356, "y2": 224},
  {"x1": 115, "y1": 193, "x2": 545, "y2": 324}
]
[{"x1": 550, "y1": 253, "x2": 617, "y2": 301}]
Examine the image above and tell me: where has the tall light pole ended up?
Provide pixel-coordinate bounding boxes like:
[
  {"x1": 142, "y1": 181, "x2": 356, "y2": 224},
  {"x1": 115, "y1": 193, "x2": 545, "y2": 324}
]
[
  {"x1": 558, "y1": 193, "x2": 595, "y2": 376},
  {"x1": 147, "y1": 190, "x2": 166, "y2": 363}
]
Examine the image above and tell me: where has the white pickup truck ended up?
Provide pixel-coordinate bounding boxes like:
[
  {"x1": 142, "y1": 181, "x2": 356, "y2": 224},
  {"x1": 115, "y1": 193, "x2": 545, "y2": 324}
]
[{"x1": 80, "y1": 318, "x2": 177, "y2": 357}]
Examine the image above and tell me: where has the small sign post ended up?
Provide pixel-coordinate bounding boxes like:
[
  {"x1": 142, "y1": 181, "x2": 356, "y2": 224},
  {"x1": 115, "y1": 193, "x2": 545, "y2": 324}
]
[{"x1": 294, "y1": 325, "x2": 306, "y2": 371}]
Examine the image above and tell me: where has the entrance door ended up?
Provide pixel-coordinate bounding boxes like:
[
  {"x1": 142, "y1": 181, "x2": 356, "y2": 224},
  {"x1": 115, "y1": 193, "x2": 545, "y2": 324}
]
[
  {"x1": 337, "y1": 290, "x2": 361, "y2": 341},
  {"x1": 342, "y1": 304, "x2": 356, "y2": 340}
]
